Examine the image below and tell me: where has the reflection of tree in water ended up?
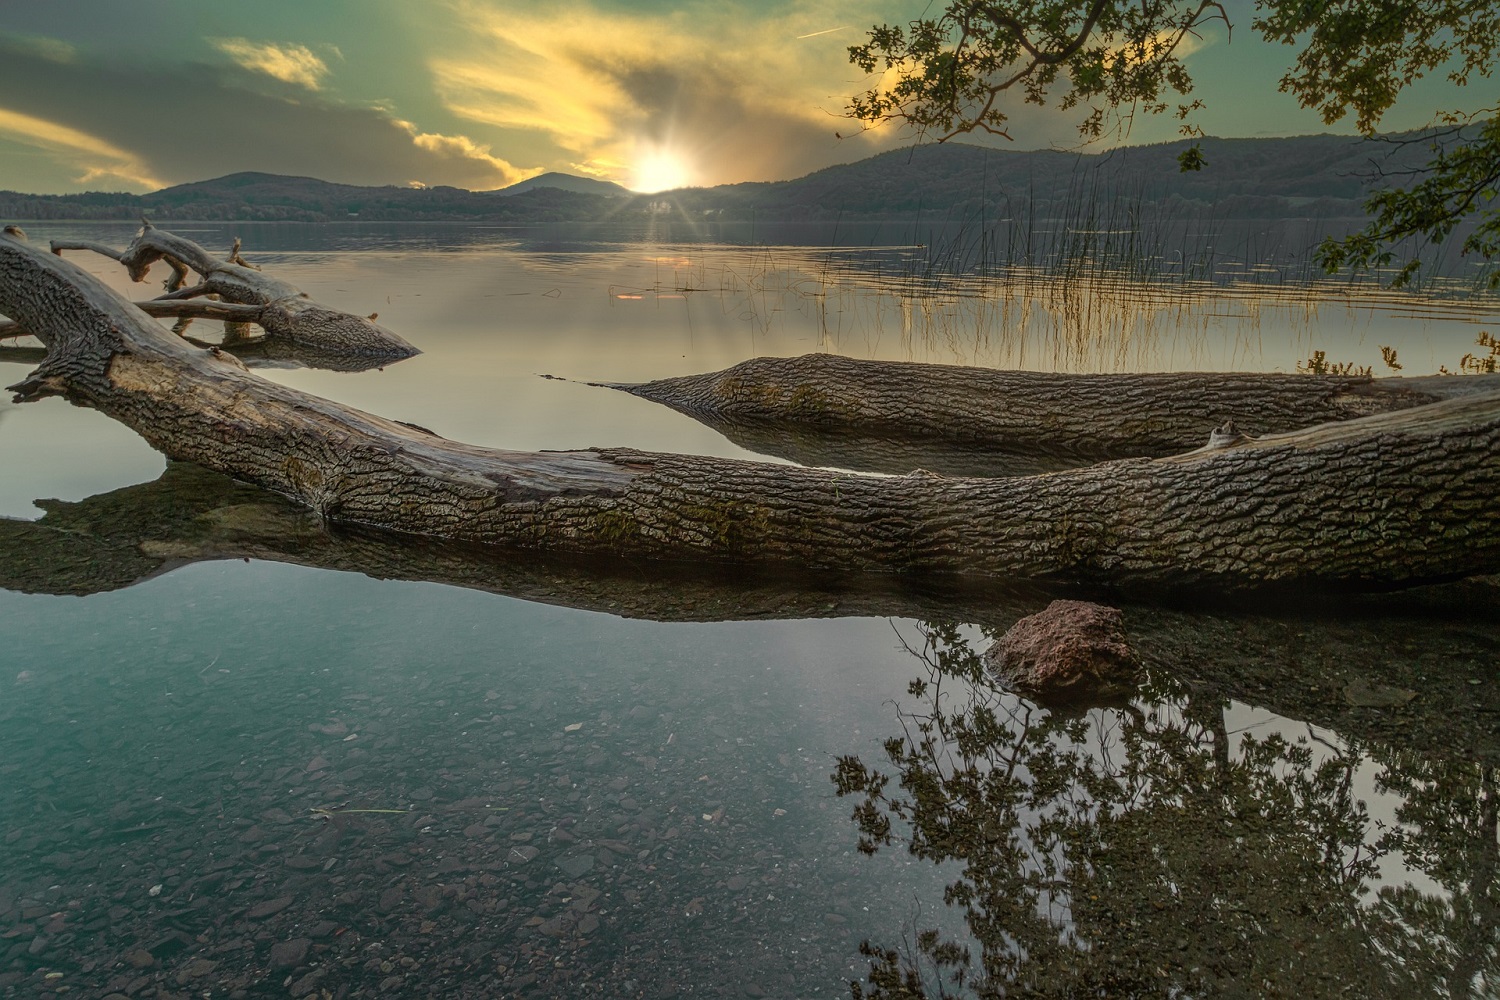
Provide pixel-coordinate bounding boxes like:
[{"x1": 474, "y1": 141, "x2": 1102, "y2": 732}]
[
  {"x1": 833, "y1": 622, "x2": 1498, "y2": 998},
  {"x1": 1367, "y1": 751, "x2": 1500, "y2": 998}
]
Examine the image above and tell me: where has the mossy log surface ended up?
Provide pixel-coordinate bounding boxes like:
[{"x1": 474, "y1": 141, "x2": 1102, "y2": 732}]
[
  {"x1": 619, "y1": 354, "x2": 1500, "y2": 465},
  {"x1": 4, "y1": 228, "x2": 1500, "y2": 592},
  {"x1": 47, "y1": 222, "x2": 419, "y2": 359}
]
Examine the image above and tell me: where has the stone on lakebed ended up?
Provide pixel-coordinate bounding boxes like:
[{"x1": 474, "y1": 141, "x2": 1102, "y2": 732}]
[{"x1": 985, "y1": 600, "x2": 1135, "y2": 702}]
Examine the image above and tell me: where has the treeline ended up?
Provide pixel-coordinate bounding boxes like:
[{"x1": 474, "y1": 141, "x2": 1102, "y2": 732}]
[
  {"x1": 0, "y1": 176, "x2": 627, "y2": 223},
  {"x1": 0, "y1": 133, "x2": 1442, "y2": 224},
  {"x1": 672, "y1": 134, "x2": 1415, "y2": 222}
]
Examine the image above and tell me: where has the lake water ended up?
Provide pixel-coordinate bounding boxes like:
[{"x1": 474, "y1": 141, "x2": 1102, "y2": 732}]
[{"x1": 1, "y1": 221, "x2": 1498, "y2": 998}]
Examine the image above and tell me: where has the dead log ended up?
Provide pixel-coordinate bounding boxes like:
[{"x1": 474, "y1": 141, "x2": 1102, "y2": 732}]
[
  {"x1": 0, "y1": 344, "x2": 46, "y2": 367},
  {"x1": 652, "y1": 411, "x2": 1090, "y2": 477},
  {"x1": 3, "y1": 226, "x2": 1500, "y2": 592},
  {"x1": 184, "y1": 335, "x2": 412, "y2": 373},
  {"x1": 615, "y1": 354, "x2": 1500, "y2": 467},
  {"x1": 4, "y1": 315, "x2": 404, "y2": 374},
  {"x1": 1, "y1": 333, "x2": 393, "y2": 374},
  {"x1": 48, "y1": 221, "x2": 419, "y2": 359}
]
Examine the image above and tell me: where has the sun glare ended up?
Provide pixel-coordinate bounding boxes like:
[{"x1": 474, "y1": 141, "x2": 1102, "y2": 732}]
[{"x1": 631, "y1": 150, "x2": 692, "y2": 193}]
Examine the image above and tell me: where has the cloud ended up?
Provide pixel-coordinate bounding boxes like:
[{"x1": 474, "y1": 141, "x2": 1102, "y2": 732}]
[
  {"x1": 0, "y1": 106, "x2": 163, "y2": 189},
  {"x1": 430, "y1": 1, "x2": 894, "y2": 189},
  {"x1": 428, "y1": 0, "x2": 1143, "y2": 189},
  {"x1": 8, "y1": 33, "x2": 76, "y2": 63},
  {"x1": 405, "y1": 125, "x2": 541, "y2": 185},
  {"x1": 211, "y1": 38, "x2": 332, "y2": 90},
  {"x1": 0, "y1": 35, "x2": 534, "y2": 192}
]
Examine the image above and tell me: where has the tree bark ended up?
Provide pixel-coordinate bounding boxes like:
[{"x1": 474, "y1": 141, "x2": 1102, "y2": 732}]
[
  {"x1": 4, "y1": 227, "x2": 1500, "y2": 592},
  {"x1": 684, "y1": 419, "x2": 1081, "y2": 477},
  {"x1": 615, "y1": 354, "x2": 1500, "y2": 469},
  {"x1": 48, "y1": 222, "x2": 419, "y2": 359}
]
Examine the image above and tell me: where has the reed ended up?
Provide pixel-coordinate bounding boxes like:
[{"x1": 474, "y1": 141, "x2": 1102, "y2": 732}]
[{"x1": 617, "y1": 186, "x2": 1500, "y2": 375}]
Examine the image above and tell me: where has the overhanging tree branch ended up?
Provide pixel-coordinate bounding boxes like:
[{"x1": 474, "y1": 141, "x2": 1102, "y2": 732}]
[{"x1": 847, "y1": 0, "x2": 1228, "y2": 147}]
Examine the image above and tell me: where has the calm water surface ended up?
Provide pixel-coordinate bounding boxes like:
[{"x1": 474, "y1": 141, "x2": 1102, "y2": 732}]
[{"x1": 1, "y1": 222, "x2": 1497, "y2": 998}]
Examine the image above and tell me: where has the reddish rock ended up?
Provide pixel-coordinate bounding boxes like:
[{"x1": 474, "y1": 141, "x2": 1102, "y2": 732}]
[{"x1": 985, "y1": 600, "x2": 1134, "y2": 701}]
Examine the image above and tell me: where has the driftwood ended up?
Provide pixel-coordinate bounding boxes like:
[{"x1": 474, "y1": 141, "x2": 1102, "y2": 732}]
[
  {"x1": 0, "y1": 344, "x2": 49, "y2": 368},
  {"x1": 687, "y1": 420, "x2": 1077, "y2": 478},
  {"x1": 3, "y1": 461, "x2": 1498, "y2": 763},
  {"x1": 3, "y1": 225, "x2": 1500, "y2": 592},
  {"x1": 2, "y1": 326, "x2": 402, "y2": 375},
  {"x1": 176, "y1": 329, "x2": 410, "y2": 373},
  {"x1": 617, "y1": 354, "x2": 1500, "y2": 470},
  {"x1": 1, "y1": 300, "x2": 261, "y2": 339},
  {"x1": 44, "y1": 221, "x2": 418, "y2": 359},
  {"x1": 4, "y1": 311, "x2": 416, "y2": 374}
]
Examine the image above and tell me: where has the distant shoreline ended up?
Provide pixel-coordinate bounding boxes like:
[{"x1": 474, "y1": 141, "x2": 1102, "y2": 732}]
[{"x1": 1, "y1": 133, "x2": 1429, "y2": 226}]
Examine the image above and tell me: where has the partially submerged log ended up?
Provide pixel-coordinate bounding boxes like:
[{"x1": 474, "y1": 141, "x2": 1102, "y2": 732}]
[
  {"x1": 2, "y1": 302, "x2": 263, "y2": 340},
  {"x1": 0, "y1": 344, "x2": 47, "y2": 368},
  {"x1": 635, "y1": 409, "x2": 1079, "y2": 477},
  {"x1": 616, "y1": 354, "x2": 1499, "y2": 468},
  {"x1": 175, "y1": 330, "x2": 410, "y2": 373},
  {"x1": 4, "y1": 226, "x2": 1500, "y2": 591},
  {"x1": 47, "y1": 221, "x2": 419, "y2": 359},
  {"x1": 2, "y1": 328, "x2": 399, "y2": 375}
]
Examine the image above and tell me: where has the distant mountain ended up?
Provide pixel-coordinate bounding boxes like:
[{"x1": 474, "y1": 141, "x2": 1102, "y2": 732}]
[
  {"x1": 0, "y1": 169, "x2": 633, "y2": 223},
  {"x1": 664, "y1": 134, "x2": 1429, "y2": 222},
  {"x1": 495, "y1": 172, "x2": 632, "y2": 198},
  {"x1": 0, "y1": 133, "x2": 1444, "y2": 224}
]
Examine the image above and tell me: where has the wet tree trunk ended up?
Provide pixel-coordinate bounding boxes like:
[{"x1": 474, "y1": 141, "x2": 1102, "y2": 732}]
[
  {"x1": 615, "y1": 354, "x2": 1499, "y2": 464},
  {"x1": 3, "y1": 227, "x2": 1500, "y2": 591}
]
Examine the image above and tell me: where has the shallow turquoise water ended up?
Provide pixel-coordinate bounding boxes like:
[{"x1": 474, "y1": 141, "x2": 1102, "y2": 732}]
[{"x1": 1, "y1": 559, "x2": 962, "y2": 995}]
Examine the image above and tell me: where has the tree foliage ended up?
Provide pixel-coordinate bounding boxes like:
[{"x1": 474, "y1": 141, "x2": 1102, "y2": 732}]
[
  {"x1": 846, "y1": 0, "x2": 1225, "y2": 146},
  {"x1": 847, "y1": 0, "x2": 1500, "y2": 283}
]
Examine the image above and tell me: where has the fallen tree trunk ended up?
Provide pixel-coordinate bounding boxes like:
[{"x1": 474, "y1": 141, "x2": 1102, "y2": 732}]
[
  {"x1": 47, "y1": 221, "x2": 419, "y2": 359},
  {"x1": 2, "y1": 300, "x2": 262, "y2": 339},
  {"x1": 3, "y1": 226, "x2": 1500, "y2": 591},
  {"x1": 0, "y1": 344, "x2": 49, "y2": 367},
  {"x1": 3, "y1": 327, "x2": 405, "y2": 375},
  {"x1": 616, "y1": 354, "x2": 1500, "y2": 467},
  {"x1": 682, "y1": 419, "x2": 1079, "y2": 477}
]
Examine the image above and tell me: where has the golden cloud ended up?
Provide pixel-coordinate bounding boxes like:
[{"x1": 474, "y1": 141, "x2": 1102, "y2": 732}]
[
  {"x1": 429, "y1": 0, "x2": 890, "y2": 188},
  {"x1": 212, "y1": 38, "x2": 332, "y2": 90},
  {"x1": 0, "y1": 106, "x2": 163, "y2": 190},
  {"x1": 402, "y1": 123, "x2": 539, "y2": 187},
  {"x1": 0, "y1": 32, "x2": 545, "y2": 193}
]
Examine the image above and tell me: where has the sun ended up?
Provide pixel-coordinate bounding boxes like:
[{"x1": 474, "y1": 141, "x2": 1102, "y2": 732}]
[{"x1": 630, "y1": 149, "x2": 693, "y2": 194}]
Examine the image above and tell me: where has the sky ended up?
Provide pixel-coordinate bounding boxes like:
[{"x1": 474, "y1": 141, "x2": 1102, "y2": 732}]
[{"x1": 0, "y1": 0, "x2": 1484, "y2": 195}]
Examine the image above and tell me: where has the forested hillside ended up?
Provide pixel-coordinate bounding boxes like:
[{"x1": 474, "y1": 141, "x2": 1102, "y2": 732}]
[{"x1": 0, "y1": 133, "x2": 1435, "y2": 223}]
